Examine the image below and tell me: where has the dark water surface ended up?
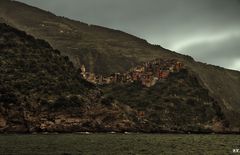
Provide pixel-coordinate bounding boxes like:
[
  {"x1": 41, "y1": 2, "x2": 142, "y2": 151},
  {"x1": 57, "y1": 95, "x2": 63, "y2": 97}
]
[{"x1": 0, "y1": 133, "x2": 239, "y2": 155}]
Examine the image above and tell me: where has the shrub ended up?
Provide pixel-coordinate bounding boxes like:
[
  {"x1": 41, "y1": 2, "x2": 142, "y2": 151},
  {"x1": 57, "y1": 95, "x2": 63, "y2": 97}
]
[
  {"x1": 52, "y1": 96, "x2": 85, "y2": 109},
  {"x1": 52, "y1": 96, "x2": 69, "y2": 109},
  {"x1": 69, "y1": 96, "x2": 84, "y2": 107},
  {"x1": 101, "y1": 96, "x2": 114, "y2": 106}
]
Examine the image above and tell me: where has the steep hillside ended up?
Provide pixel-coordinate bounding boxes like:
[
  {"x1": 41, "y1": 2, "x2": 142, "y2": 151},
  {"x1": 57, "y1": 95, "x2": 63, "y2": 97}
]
[
  {"x1": 0, "y1": 23, "x2": 143, "y2": 133},
  {"x1": 0, "y1": 0, "x2": 240, "y2": 131},
  {"x1": 102, "y1": 68, "x2": 228, "y2": 133},
  {"x1": 0, "y1": 0, "x2": 173, "y2": 74}
]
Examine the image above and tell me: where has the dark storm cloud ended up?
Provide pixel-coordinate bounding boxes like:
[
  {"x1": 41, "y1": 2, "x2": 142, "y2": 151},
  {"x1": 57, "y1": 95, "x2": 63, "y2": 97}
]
[{"x1": 16, "y1": 0, "x2": 240, "y2": 71}]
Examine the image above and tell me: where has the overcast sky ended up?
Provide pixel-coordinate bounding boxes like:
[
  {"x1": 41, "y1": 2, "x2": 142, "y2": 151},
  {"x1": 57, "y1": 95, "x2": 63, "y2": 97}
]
[{"x1": 16, "y1": 0, "x2": 240, "y2": 71}]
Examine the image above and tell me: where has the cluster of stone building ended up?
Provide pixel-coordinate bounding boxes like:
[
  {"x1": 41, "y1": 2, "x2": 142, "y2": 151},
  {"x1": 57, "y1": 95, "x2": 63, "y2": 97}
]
[{"x1": 80, "y1": 59, "x2": 184, "y2": 87}]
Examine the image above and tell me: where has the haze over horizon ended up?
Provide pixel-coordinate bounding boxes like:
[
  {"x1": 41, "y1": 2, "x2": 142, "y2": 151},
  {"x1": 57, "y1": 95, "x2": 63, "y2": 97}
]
[{"x1": 16, "y1": 0, "x2": 240, "y2": 71}]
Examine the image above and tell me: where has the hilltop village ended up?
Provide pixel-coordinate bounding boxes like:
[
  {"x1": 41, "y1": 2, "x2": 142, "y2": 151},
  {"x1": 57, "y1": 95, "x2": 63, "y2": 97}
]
[{"x1": 80, "y1": 59, "x2": 184, "y2": 87}]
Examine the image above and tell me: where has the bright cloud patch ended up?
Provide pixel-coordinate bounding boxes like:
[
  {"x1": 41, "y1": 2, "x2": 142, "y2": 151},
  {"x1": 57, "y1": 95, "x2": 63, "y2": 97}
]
[
  {"x1": 171, "y1": 30, "x2": 240, "y2": 51},
  {"x1": 230, "y1": 59, "x2": 240, "y2": 71}
]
